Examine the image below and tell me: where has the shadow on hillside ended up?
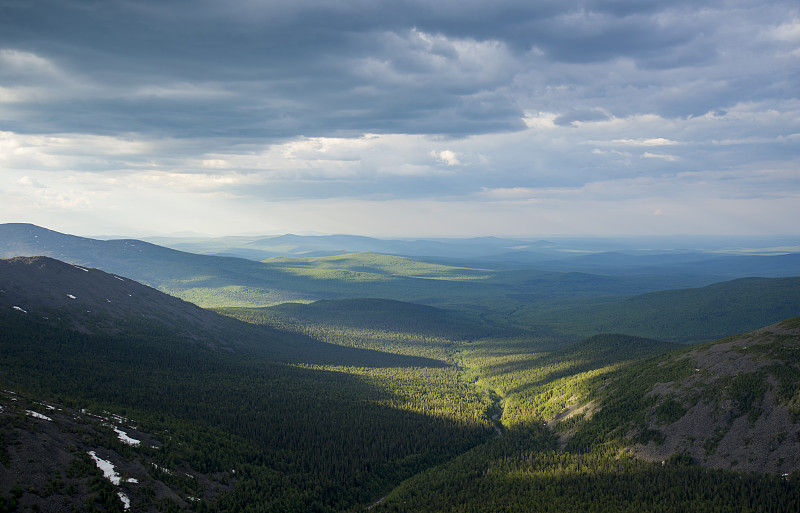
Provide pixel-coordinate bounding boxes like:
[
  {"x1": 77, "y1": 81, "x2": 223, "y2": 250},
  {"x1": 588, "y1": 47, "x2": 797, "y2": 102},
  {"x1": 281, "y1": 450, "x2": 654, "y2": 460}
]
[{"x1": 242, "y1": 324, "x2": 450, "y2": 369}]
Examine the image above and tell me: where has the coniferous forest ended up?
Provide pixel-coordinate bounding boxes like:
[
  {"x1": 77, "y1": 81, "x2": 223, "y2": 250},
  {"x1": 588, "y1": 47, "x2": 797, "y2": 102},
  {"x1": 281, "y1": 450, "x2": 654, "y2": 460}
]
[{"x1": 1, "y1": 226, "x2": 800, "y2": 512}]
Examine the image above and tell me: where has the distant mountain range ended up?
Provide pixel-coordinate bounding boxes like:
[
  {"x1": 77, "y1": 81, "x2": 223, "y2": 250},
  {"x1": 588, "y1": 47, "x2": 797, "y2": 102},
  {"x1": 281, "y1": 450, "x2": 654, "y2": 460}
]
[
  {"x1": 2, "y1": 223, "x2": 800, "y2": 344},
  {"x1": 140, "y1": 232, "x2": 800, "y2": 261},
  {"x1": 141, "y1": 232, "x2": 568, "y2": 261}
]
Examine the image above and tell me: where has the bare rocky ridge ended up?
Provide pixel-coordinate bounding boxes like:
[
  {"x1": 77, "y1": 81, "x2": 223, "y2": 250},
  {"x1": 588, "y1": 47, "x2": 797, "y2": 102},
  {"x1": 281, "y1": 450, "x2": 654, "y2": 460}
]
[
  {"x1": 0, "y1": 256, "x2": 244, "y2": 347},
  {"x1": 631, "y1": 319, "x2": 800, "y2": 474}
]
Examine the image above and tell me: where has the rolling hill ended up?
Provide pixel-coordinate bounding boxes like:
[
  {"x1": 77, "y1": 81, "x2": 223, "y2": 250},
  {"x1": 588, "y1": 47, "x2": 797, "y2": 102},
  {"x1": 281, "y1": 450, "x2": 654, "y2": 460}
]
[
  {"x1": 4, "y1": 223, "x2": 800, "y2": 347},
  {"x1": 0, "y1": 223, "x2": 722, "y2": 312},
  {"x1": 0, "y1": 222, "x2": 319, "y2": 306},
  {"x1": 516, "y1": 276, "x2": 800, "y2": 343}
]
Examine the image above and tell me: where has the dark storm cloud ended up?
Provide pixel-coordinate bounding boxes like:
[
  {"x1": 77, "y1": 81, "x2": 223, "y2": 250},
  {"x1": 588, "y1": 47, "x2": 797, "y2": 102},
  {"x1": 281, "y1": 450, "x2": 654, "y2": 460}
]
[
  {"x1": 5, "y1": 0, "x2": 783, "y2": 139},
  {"x1": 2, "y1": 0, "x2": 799, "y2": 238}
]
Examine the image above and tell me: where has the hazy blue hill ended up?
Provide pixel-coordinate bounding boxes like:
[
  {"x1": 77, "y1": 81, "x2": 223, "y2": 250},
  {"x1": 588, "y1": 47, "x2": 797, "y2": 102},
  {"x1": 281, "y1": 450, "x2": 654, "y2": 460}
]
[
  {"x1": 0, "y1": 224, "x2": 548, "y2": 309},
  {"x1": 663, "y1": 252, "x2": 800, "y2": 277},
  {"x1": 0, "y1": 223, "x2": 323, "y2": 305},
  {"x1": 261, "y1": 253, "x2": 721, "y2": 300},
  {"x1": 536, "y1": 250, "x2": 713, "y2": 269},
  {"x1": 143, "y1": 232, "x2": 563, "y2": 261},
  {"x1": 530, "y1": 250, "x2": 800, "y2": 278},
  {"x1": 3, "y1": 224, "x2": 797, "y2": 333},
  {"x1": 517, "y1": 276, "x2": 800, "y2": 343}
]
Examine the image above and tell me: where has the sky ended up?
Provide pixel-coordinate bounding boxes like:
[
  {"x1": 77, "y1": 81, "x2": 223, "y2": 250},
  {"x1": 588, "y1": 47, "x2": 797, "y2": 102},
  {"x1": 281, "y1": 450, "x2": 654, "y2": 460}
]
[{"x1": 1, "y1": 0, "x2": 799, "y2": 238}]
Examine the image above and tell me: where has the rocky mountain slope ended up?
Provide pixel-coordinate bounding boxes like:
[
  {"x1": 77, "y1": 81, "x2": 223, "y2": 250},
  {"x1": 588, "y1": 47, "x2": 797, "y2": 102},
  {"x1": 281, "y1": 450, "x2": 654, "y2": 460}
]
[
  {"x1": 0, "y1": 256, "x2": 249, "y2": 348},
  {"x1": 557, "y1": 317, "x2": 800, "y2": 474}
]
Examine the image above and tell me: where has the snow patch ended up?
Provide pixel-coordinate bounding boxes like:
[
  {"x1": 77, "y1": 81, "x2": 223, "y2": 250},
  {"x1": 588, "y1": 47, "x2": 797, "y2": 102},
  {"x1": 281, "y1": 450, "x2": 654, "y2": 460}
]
[
  {"x1": 73, "y1": 265, "x2": 89, "y2": 272},
  {"x1": 88, "y1": 451, "x2": 121, "y2": 485},
  {"x1": 114, "y1": 426, "x2": 141, "y2": 447},
  {"x1": 26, "y1": 410, "x2": 53, "y2": 421},
  {"x1": 113, "y1": 275, "x2": 125, "y2": 281},
  {"x1": 13, "y1": 306, "x2": 27, "y2": 313},
  {"x1": 118, "y1": 492, "x2": 131, "y2": 510},
  {"x1": 67, "y1": 294, "x2": 76, "y2": 299}
]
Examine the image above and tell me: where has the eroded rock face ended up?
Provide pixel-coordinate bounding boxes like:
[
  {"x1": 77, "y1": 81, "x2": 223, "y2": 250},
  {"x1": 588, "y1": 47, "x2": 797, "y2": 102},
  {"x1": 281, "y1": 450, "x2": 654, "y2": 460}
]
[
  {"x1": 550, "y1": 318, "x2": 800, "y2": 475},
  {"x1": 633, "y1": 320, "x2": 800, "y2": 474}
]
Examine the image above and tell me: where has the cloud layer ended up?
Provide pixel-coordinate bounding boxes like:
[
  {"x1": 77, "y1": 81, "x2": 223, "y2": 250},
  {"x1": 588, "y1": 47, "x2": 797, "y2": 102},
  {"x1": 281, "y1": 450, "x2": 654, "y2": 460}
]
[{"x1": 1, "y1": 0, "x2": 798, "y2": 236}]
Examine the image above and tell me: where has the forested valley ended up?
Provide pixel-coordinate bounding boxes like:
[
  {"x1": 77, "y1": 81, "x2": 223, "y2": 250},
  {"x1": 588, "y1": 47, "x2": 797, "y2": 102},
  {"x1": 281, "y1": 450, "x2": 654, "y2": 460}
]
[{"x1": 1, "y1": 226, "x2": 800, "y2": 512}]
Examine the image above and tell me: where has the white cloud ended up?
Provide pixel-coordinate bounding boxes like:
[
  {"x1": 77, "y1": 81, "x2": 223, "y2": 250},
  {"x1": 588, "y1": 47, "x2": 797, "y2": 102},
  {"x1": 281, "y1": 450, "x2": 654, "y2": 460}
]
[
  {"x1": 592, "y1": 148, "x2": 632, "y2": 158},
  {"x1": 522, "y1": 112, "x2": 558, "y2": 129},
  {"x1": 0, "y1": 1, "x2": 798, "y2": 236},
  {"x1": 642, "y1": 152, "x2": 679, "y2": 162},
  {"x1": 479, "y1": 187, "x2": 539, "y2": 201},
  {"x1": 605, "y1": 138, "x2": 679, "y2": 147},
  {"x1": 0, "y1": 49, "x2": 62, "y2": 77},
  {"x1": 0, "y1": 131, "x2": 162, "y2": 171},
  {"x1": 771, "y1": 20, "x2": 800, "y2": 42},
  {"x1": 432, "y1": 150, "x2": 460, "y2": 166},
  {"x1": 131, "y1": 171, "x2": 264, "y2": 192}
]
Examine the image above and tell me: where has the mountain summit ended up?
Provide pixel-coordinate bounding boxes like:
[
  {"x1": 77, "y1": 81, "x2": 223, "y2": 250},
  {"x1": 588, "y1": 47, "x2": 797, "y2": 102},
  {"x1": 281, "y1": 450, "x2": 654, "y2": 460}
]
[{"x1": 0, "y1": 256, "x2": 243, "y2": 346}]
